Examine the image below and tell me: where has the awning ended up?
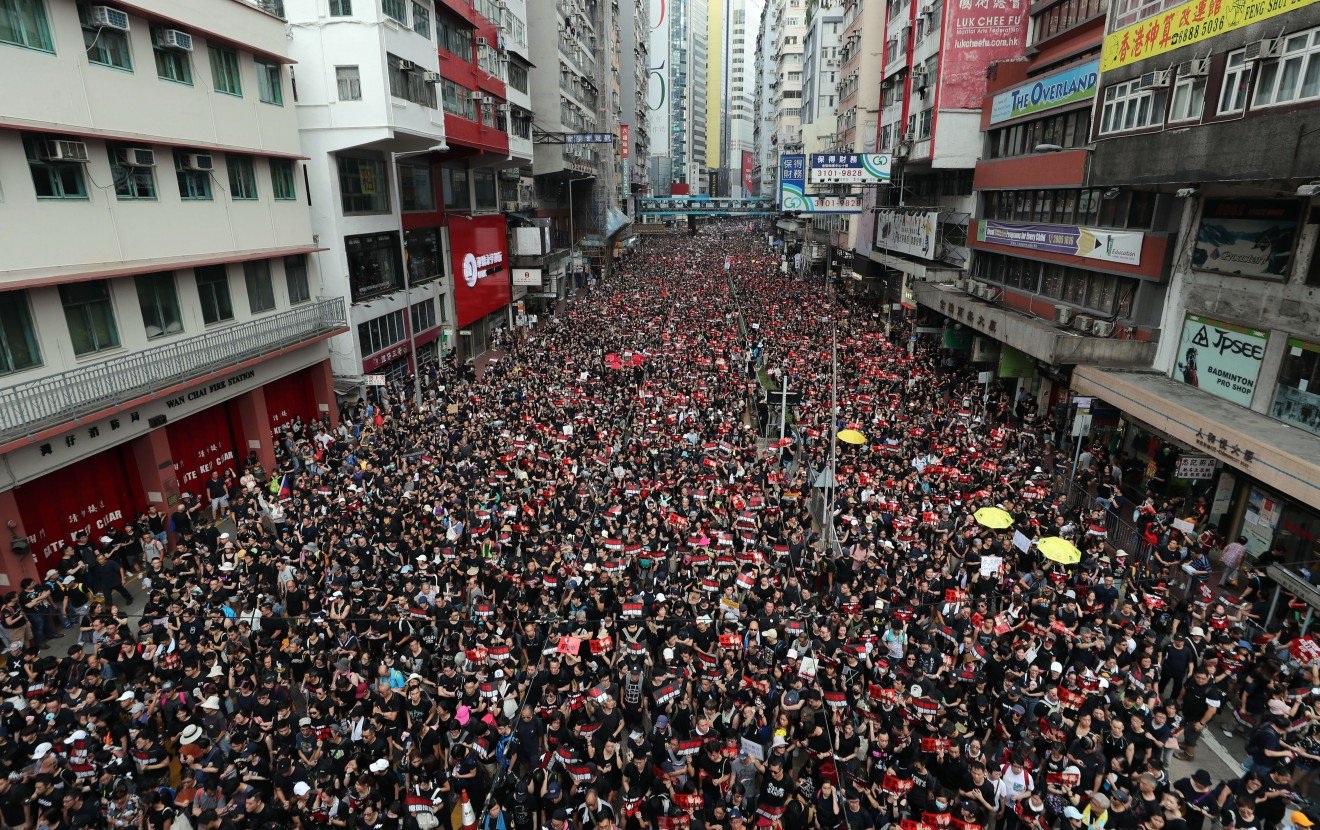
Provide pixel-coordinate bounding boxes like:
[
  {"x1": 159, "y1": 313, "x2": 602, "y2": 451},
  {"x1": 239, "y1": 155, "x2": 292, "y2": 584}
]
[{"x1": 1072, "y1": 365, "x2": 1320, "y2": 509}]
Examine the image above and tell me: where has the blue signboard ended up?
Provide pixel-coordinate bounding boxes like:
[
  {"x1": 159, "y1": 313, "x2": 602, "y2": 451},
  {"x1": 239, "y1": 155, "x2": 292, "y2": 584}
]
[
  {"x1": 989, "y1": 60, "x2": 1100, "y2": 125},
  {"x1": 808, "y1": 154, "x2": 892, "y2": 184},
  {"x1": 778, "y1": 154, "x2": 807, "y2": 212}
]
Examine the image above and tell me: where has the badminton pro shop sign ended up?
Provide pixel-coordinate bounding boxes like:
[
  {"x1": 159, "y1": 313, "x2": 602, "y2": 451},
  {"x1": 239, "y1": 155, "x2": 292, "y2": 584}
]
[
  {"x1": 450, "y1": 215, "x2": 511, "y2": 329},
  {"x1": 1173, "y1": 314, "x2": 1268, "y2": 407}
]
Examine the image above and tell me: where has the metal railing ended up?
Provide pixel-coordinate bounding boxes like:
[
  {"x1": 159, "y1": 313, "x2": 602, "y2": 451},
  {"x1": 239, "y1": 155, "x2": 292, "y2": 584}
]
[{"x1": 0, "y1": 298, "x2": 347, "y2": 443}]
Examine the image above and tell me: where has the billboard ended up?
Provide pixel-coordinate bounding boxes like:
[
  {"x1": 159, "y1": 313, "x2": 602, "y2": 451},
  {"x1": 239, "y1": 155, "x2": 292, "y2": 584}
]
[
  {"x1": 449, "y1": 215, "x2": 511, "y2": 329},
  {"x1": 1101, "y1": 0, "x2": 1313, "y2": 71},
  {"x1": 647, "y1": 0, "x2": 671, "y2": 157},
  {"x1": 1193, "y1": 199, "x2": 1299, "y2": 280},
  {"x1": 620, "y1": 125, "x2": 631, "y2": 158},
  {"x1": 978, "y1": 221, "x2": 1143, "y2": 266},
  {"x1": 808, "y1": 154, "x2": 892, "y2": 184},
  {"x1": 742, "y1": 150, "x2": 754, "y2": 197},
  {"x1": 940, "y1": 0, "x2": 1029, "y2": 110},
  {"x1": 989, "y1": 59, "x2": 1099, "y2": 125},
  {"x1": 1173, "y1": 314, "x2": 1268, "y2": 408},
  {"x1": 778, "y1": 153, "x2": 807, "y2": 210},
  {"x1": 874, "y1": 209, "x2": 940, "y2": 259}
]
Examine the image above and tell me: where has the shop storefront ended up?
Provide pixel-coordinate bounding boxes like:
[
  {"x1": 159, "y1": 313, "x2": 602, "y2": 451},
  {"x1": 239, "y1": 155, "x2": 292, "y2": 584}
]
[{"x1": 450, "y1": 215, "x2": 511, "y2": 362}]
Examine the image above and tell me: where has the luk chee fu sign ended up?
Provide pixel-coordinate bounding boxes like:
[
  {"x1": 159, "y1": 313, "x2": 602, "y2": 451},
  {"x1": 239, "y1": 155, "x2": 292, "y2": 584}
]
[
  {"x1": 450, "y1": 215, "x2": 510, "y2": 329},
  {"x1": 940, "y1": 0, "x2": 1029, "y2": 109}
]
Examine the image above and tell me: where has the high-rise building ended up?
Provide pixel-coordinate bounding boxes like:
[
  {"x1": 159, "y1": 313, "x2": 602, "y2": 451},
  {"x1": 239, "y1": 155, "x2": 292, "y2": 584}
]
[
  {"x1": 752, "y1": 0, "x2": 781, "y2": 196},
  {"x1": 799, "y1": 0, "x2": 845, "y2": 271},
  {"x1": 726, "y1": 0, "x2": 763, "y2": 196},
  {"x1": 647, "y1": 0, "x2": 709, "y2": 195},
  {"x1": 0, "y1": 0, "x2": 346, "y2": 584},
  {"x1": 619, "y1": 0, "x2": 653, "y2": 208},
  {"x1": 835, "y1": 0, "x2": 887, "y2": 272}
]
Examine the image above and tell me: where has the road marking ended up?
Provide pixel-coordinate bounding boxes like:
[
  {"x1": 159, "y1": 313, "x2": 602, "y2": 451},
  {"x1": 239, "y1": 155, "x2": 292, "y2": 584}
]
[{"x1": 1203, "y1": 728, "x2": 1242, "y2": 771}]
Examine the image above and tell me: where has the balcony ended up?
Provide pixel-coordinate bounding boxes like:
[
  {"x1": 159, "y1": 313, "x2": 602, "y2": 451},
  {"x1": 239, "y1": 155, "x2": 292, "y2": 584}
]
[{"x1": 0, "y1": 298, "x2": 348, "y2": 445}]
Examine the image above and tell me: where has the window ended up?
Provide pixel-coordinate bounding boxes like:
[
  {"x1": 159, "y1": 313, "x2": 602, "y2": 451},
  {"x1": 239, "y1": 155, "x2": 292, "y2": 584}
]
[
  {"x1": 209, "y1": 45, "x2": 242, "y2": 96},
  {"x1": 1253, "y1": 28, "x2": 1320, "y2": 108},
  {"x1": 336, "y1": 65, "x2": 361, "y2": 100},
  {"x1": 388, "y1": 54, "x2": 437, "y2": 107},
  {"x1": 152, "y1": 28, "x2": 192, "y2": 83},
  {"x1": 174, "y1": 150, "x2": 212, "y2": 200},
  {"x1": 411, "y1": 298, "x2": 437, "y2": 333},
  {"x1": 255, "y1": 58, "x2": 283, "y2": 104},
  {"x1": 441, "y1": 165, "x2": 468, "y2": 210},
  {"x1": 0, "y1": 291, "x2": 41, "y2": 375},
  {"x1": 108, "y1": 144, "x2": 157, "y2": 199},
  {"x1": 405, "y1": 227, "x2": 443, "y2": 284},
  {"x1": 328, "y1": 0, "x2": 350, "y2": 14},
  {"x1": 1272, "y1": 338, "x2": 1320, "y2": 436},
  {"x1": 23, "y1": 134, "x2": 88, "y2": 199},
  {"x1": 508, "y1": 61, "x2": 529, "y2": 93},
  {"x1": 0, "y1": 0, "x2": 54, "y2": 51},
  {"x1": 438, "y1": 15, "x2": 472, "y2": 59},
  {"x1": 383, "y1": 0, "x2": 407, "y2": 24},
  {"x1": 412, "y1": 1, "x2": 430, "y2": 37},
  {"x1": 60, "y1": 281, "x2": 120, "y2": 356},
  {"x1": 270, "y1": 159, "x2": 296, "y2": 200},
  {"x1": 1098, "y1": 79, "x2": 1166, "y2": 134},
  {"x1": 346, "y1": 231, "x2": 404, "y2": 301},
  {"x1": 338, "y1": 155, "x2": 389, "y2": 213},
  {"x1": 473, "y1": 168, "x2": 497, "y2": 210},
  {"x1": 79, "y1": 2, "x2": 132, "y2": 69},
  {"x1": 226, "y1": 155, "x2": 258, "y2": 200},
  {"x1": 284, "y1": 255, "x2": 311, "y2": 304},
  {"x1": 399, "y1": 162, "x2": 435, "y2": 211},
  {"x1": 194, "y1": 266, "x2": 234, "y2": 324},
  {"x1": 1219, "y1": 50, "x2": 1251, "y2": 114},
  {"x1": 244, "y1": 261, "x2": 276, "y2": 312},
  {"x1": 134, "y1": 272, "x2": 183, "y2": 339},
  {"x1": 358, "y1": 309, "x2": 406, "y2": 356}
]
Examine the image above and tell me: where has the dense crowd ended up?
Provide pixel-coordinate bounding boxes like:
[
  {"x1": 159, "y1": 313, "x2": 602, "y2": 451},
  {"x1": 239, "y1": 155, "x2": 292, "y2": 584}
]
[{"x1": 2, "y1": 224, "x2": 1318, "y2": 830}]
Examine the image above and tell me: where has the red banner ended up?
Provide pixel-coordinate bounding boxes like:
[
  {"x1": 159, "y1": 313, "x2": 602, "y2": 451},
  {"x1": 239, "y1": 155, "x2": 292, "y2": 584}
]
[
  {"x1": 621, "y1": 124, "x2": 631, "y2": 159},
  {"x1": 741, "y1": 151, "x2": 754, "y2": 198},
  {"x1": 449, "y1": 214, "x2": 511, "y2": 329},
  {"x1": 938, "y1": 0, "x2": 1029, "y2": 110}
]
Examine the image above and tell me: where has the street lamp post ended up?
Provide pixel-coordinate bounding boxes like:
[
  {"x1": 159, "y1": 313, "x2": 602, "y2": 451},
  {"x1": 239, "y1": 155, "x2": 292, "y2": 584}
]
[{"x1": 390, "y1": 145, "x2": 447, "y2": 409}]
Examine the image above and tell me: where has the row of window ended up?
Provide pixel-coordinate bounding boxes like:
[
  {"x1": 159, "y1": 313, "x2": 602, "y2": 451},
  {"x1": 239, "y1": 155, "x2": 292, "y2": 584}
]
[
  {"x1": 334, "y1": 154, "x2": 498, "y2": 215},
  {"x1": 981, "y1": 187, "x2": 1170, "y2": 231},
  {"x1": 21, "y1": 135, "x2": 297, "y2": 203},
  {"x1": 0, "y1": 257, "x2": 310, "y2": 373},
  {"x1": 1031, "y1": 0, "x2": 1105, "y2": 46},
  {"x1": 987, "y1": 108, "x2": 1092, "y2": 159},
  {"x1": 346, "y1": 229, "x2": 448, "y2": 303},
  {"x1": 1099, "y1": 27, "x2": 1320, "y2": 136},
  {"x1": 356, "y1": 299, "x2": 443, "y2": 357},
  {"x1": 972, "y1": 251, "x2": 1139, "y2": 318}
]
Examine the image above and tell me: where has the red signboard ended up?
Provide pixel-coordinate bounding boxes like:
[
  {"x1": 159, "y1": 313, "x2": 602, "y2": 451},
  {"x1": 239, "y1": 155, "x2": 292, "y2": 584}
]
[
  {"x1": 449, "y1": 215, "x2": 511, "y2": 330},
  {"x1": 166, "y1": 400, "x2": 248, "y2": 498},
  {"x1": 15, "y1": 443, "x2": 146, "y2": 568},
  {"x1": 671, "y1": 183, "x2": 690, "y2": 196},
  {"x1": 938, "y1": 0, "x2": 1029, "y2": 110},
  {"x1": 621, "y1": 125, "x2": 631, "y2": 159},
  {"x1": 742, "y1": 151, "x2": 754, "y2": 198}
]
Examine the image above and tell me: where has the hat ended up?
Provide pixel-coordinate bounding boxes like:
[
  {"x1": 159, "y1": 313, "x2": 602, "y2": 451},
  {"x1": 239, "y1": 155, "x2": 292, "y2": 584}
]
[
  {"x1": 201, "y1": 695, "x2": 222, "y2": 710},
  {"x1": 180, "y1": 725, "x2": 204, "y2": 745},
  {"x1": 32, "y1": 742, "x2": 54, "y2": 760},
  {"x1": 299, "y1": 717, "x2": 313, "y2": 727},
  {"x1": 1193, "y1": 770, "x2": 1213, "y2": 787},
  {"x1": 294, "y1": 782, "x2": 312, "y2": 798},
  {"x1": 696, "y1": 616, "x2": 712, "y2": 624},
  {"x1": 219, "y1": 532, "x2": 230, "y2": 540},
  {"x1": 662, "y1": 647, "x2": 675, "y2": 661},
  {"x1": 763, "y1": 629, "x2": 778, "y2": 641},
  {"x1": 1292, "y1": 812, "x2": 1315, "y2": 828},
  {"x1": 208, "y1": 664, "x2": 225, "y2": 678},
  {"x1": 44, "y1": 569, "x2": 58, "y2": 580},
  {"x1": 63, "y1": 729, "x2": 88, "y2": 744},
  {"x1": 369, "y1": 759, "x2": 389, "y2": 773},
  {"x1": 1050, "y1": 661, "x2": 1063, "y2": 673},
  {"x1": 1090, "y1": 794, "x2": 1111, "y2": 810},
  {"x1": 1190, "y1": 627, "x2": 1205, "y2": 637},
  {"x1": 99, "y1": 536, "x2": 112, "y2": 544},
  {"x1": 62, "y1": 576, "x2": 74, "y2": 584},
  {"x1": 117, "y1": 690, "x2": 136, "y2": 702},
  {"x1": 1063, "y1": 807, "x2": 1085, "y2": 821},
  {"x1": 656, "y1": 715, "x2": 670, "y2": 729},
  {"x1": 218, "y1": 562, "x2": 235, "y2": 572}
]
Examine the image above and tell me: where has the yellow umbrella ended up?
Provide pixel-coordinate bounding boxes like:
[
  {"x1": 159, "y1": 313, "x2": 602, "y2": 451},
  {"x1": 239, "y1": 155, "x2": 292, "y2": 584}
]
[
  {"x1": 837, "y1": 429, "x2": 866, "y2": 445},
  {"x1": 1037, "y1": 536, "x2": 1082, "y2": 565},
  {"x1": 974, "y1": 507, "x2": 1014, "y2": 529}
]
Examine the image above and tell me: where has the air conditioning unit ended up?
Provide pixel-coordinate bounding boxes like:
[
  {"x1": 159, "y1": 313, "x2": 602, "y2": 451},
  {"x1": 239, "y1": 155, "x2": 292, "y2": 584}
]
[
  {"x1": 114, "y1": 147, "x2": 156, "y2": 167},
  {"x1": 919, "y1": 3, "x2": 934, "y2": 16},
  {"x1": 1090, "y1": 320, "x2": 1116, "y2": 337},
  {"x1": 1053, "y1": 306, "x2": 1075, "y2": 326},
  {"x1": 1181, "y1": 58, "x2": 1210, "y2": 76},
  {"x1": 894, "y1": 141, "x2": 910, "y2": 159},
  {"x1": 1244, "y1": 37, "x2": 1283, "y2": 61},
  {"x1": 153, "y1": 28, "x2": 192, "y2": 51},
  {"x1": 1138, "y1": 69, "x2": 1170, "y2": 89},
  {"x1": 39, "y1": 140, "x2": 90, "y2": 163},
  {"x1": 476, "y1": 36, "x2": 489, "y2": 47},
  {"x1": 422, "y1": 71, "x2": 442, "y2": 83},
  {"x1": 1072, "y1": 314, "x2": 1095, "y2": 333},
  {"x1": 470, "y1": 91, "x2": 486, "y2": 101},
  {"x1": 180, "y1": 153, "x2": 214, "y2": 172},
  {"x1": 496, "y1": 102, "x2": 511, "y2": 113},
  {"x1": 87, "y1": 5, "x2": 130, "y2": 30},
  {"x1": 395, "y1": 57, "x2": 416, "y2": 70}
]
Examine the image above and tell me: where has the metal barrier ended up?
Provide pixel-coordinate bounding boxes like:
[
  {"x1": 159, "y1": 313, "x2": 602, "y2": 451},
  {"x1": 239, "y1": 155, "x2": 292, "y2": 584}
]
[{"x1": 0, "y1": 298, "x2": 347, "y2": 443}]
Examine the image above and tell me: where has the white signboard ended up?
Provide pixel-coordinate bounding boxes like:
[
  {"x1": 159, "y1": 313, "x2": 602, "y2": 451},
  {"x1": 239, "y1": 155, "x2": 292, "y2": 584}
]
[
  {"x1": 512, "y1": 268, "x2": 543, "y2": 287},
  {"x1": 1173, "y1": 314, "x2": 1268, "y2": 407},
  {"x1": 1174, "y1": 454, "x2": 1217, "y2": 481},
  {"x1": 364, "y1": 375, "x2": 387, "y2": 387},
  {"x1": 874, "y1": 209, "x2": 940, "y2": 259}
]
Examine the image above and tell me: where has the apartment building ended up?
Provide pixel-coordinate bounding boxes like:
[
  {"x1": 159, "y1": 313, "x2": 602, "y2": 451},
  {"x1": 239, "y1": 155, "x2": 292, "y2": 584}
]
[
  {"x1": 0, "y1": 0, "x2": 346, "y2": 585},
  {"x1": 648, "y1": 0, "x2": 710, "y2": 195}
]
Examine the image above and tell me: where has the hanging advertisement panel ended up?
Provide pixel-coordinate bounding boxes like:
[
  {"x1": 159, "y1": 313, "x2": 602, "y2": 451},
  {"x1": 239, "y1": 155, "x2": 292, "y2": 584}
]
[
  {"x1": 742, "y1": 151, "x2": 755, "y2": 198},
  {"x1": 449, "y1": 215, "x2": 511, "y2": 330},
  {"x1": 874, "y1": 209, "x2": 940, "y2": 259},
  {"x1": 978, "y1": 221, "x2": 1143, "y2": 265},
  {"x1": 1193, "y1": 199, "x2": 1299, "y2": 279},
  {"x1": 1172, "y1": 314, "x2": 1268, "y2": 407},
  {"x1": 989, "y1": 59, "x2": 1100, "y2": 124},
  {"x1": 939, "y1": 0, "x2": 1029, "y2": 109},
  {"x1": 808, "y1": 154, "x2": 892, "y2": 184}
]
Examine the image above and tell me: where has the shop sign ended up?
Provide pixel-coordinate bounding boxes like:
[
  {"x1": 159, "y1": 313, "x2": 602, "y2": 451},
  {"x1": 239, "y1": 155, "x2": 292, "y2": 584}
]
[
  {"x1": 937, "y1": 297, "x2": 999, "y2": 337},
  {"x1": 990, "y1": 60, "x2": 1100, "y2": 124},
  {"x1": 1101, "y1": 0, "x2": 1314, "y2": 71},
  {"x1": 808, "y1": 154, "x2": 892, "y2": 184},
  {"x1": 364, "y1": 375, "x2": 387, "y2": 387},
  {"x1": 998, "y1": 345, "x2": 1037, "y2": 379},
  {"x1": 940, "y1": 0, "x2": 1029, "y2": 109},
  {"x1": 1193, "y1": 199, "x2": 1299, "y2": 280},
  {"x1": 1191, "y1": 426, "x2": 1255, "y2": 465},
  {"x1": 620, "y1": 125, "x2": 630, "y2": 159},
  {"x1": 978, "y1": 221, "x2": 1143, "y2": 265},
  {"x1": 742, "y1": 151, "x2": 755, "y2": 198},
  {"x1": 1243, "y1": 487, "x2": 1282, "y2": 556},
  {"x1": 779, "y1": 153, "x2": 807, "y2": 212},
  {"x1": 362, "y1": 342, "x2": 411, "y2": 373},
  {"x1": 875, "y1": 209, "x2": 940, "y2": 259},
  {"x1": 450, "y1": 215, "x2": 511, "y2": 330},
  {"x1": 1174, "y1": 454, "x2": 1217, "y2": 480},
  {"x1": 1174, "y1": 314, "x2": 1268, "y2": 407},
  {"x1": 512, "y1": 268, "x2": 543, "y2": 287}
]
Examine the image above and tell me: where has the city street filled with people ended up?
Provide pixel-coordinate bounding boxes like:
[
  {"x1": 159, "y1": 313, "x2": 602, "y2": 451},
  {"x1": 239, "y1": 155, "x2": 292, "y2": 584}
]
[{"x1": 4, "y1": 222, "x2": 1319, "y2": 830}]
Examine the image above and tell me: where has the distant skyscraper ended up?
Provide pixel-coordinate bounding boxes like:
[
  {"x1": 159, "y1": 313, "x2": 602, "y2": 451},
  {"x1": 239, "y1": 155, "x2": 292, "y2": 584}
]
[{"x1": 648, "y1": 0, "x2": 709, "y2": 195}]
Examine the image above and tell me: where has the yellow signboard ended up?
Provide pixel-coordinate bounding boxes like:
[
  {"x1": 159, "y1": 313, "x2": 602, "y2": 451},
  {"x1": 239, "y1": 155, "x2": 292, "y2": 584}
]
[{"x1": 1100, "y1": 0, "x2": 1318, "y2": 71}]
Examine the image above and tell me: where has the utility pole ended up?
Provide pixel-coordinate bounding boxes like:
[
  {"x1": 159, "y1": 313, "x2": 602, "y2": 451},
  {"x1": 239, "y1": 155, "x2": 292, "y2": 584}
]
[{"x1": 779, "y1": 371, "x2": 788, "y2": 443}]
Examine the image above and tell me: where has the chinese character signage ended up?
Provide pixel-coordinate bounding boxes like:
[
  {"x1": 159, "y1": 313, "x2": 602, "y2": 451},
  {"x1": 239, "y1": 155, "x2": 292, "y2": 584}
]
[
  {"x1": 875, "y1": 209, "x2": 940, "y2": 259},
  {"x1": 1101, "y1": 0, "x2": 1312, "y2": 71},
  {"x1": 779, "y1": 154, "x2": 807, "y2": 211},
  {"x1": 941, "y1": 0, "x2": 1029, "y2": 110},
  {"x1": 808, "y1": 154, "x2": 892, "y2": 184},
  {"x1": 1174, "y1": 314, "x2": 1268, "y2": 408},
  {"x1": 512, "y1": 268, "x2": 543, "y2": 287},
  {"x1": 978, "y1": 220, "x2": 1143, "y2": 265},
  {"x1": 620, "y1": 125, "x2": 630, "y2": 158},
  {"x1": 565, "y1": 133, "x2": 615, "y2": 144},
  {"x1": 450, "y1": 215, "x2": 511, "y2": 330},
  {"x1": 1193, "y1": 199, "x2": 1299, "y2": 280},
  {"x1": 742, "y1": 151, "x2": 755, "y2": 198},
  {"x1": 989, "y1": 59, "x2": 1099, "y2": 124},
  {"x1": 636, "y1": 198, "x2": 776, "y2": 215},
  {"x1": 1175, "y1": 454, "x2": 1218, "y2": 481}
]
